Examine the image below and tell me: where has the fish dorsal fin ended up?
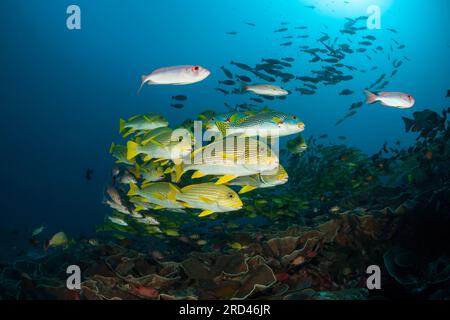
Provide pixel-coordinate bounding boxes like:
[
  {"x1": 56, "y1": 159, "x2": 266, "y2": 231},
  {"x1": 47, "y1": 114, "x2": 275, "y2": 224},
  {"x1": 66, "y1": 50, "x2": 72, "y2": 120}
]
[
  {"x1": 134, "y1": 206, "x2": 146, "y2": 212},
  {"x1": 128, "y1": 115, "x2": 140, "y2": 121},
  {"x1": 192, "y1": 171, "x2": 207, "y2": 179},
  {"x1": 216, "y1": 175, "x2": 237, "y2": 185},
  {"x1": 181, "y1": 185, "x2": 197, "y2": 193},
  {"x1": 198, "y1": 210, "x2": 215, "y2": 217},
  {"x1": 109, "y1": 142, "x2": 116, "y2": 154},
  {"x1": 179, "y1": 201, "x2": 194, "y2": 208},
  {"x1": 235, "y1": 117, "x2": 248, "y2": 125},
  {"x1": 239, "y1": 185, "x2": 257, "y2": 194},
  {"x1": 229, "y1": 113, "x2": 239, "y2": 123}
]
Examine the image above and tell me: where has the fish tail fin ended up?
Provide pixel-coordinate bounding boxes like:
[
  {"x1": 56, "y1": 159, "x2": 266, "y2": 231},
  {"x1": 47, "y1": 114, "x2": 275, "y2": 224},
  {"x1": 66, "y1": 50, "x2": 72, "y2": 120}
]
[
  {"x1": 119, "y1": 119, "x2": 125, "y2": 134},
  {"x1": 127, "y1": 183, "x2": 139, "y2": 196},
  {"x1": 126, "y1": 141, "x2": 141, "y2": 160},
  {"x1": 364, "y1": 90, "x2": 378, "y2": 104},
  {"x1": 109, "y1": 142, "x2": 115, "y2": 154},
  {"x1": 137, "y1": 75, "x2": 147, "y2": 95}
]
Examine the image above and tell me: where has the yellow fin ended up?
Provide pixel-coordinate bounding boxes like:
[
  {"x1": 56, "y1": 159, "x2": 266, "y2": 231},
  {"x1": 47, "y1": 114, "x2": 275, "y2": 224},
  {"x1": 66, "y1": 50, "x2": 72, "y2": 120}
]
[
  {"x1": 160, "y1": 160, "x2": 170, "y2": 166},
  {"x1": 192, "y1": 171, "x2": 206, "y2": 179},
  {"x1": 164, "y1": 167, "x2": 173, "y2": 174},
  {"x1": 142, "y1": 138, "x2": 164, "y2": 147},
  {"x1": 134, "y1": 206, "x2": 146, "y2": 212},
  {"x1": 229, "y1": 113, "x2": 239, "y2": 122},
  {"x1": 199, "y1": 196, "x2": 215, "y2": 204},
  {"x1": 143, "y1": 155, "x2": 152, "y2": 162},
  {"x1": 153, "y1": 205, "x2": 165, "y2": 210},
  {"x1": 174, "y1": 164, "x2": 185, "y2": 182},
  {"x1": 198, "y1": 210, "x2": 215, "y2": 217},
  {"x1": 179, "y1": 201, "x2": 194, "y2": 208},
  {"x1": 126, "y1": 141, "x2": 140, "y2": 160},
  {"x1": 119, "y1": 119, "x2": 125, "y2": 133},
  {"x1": 127, "y1": 183, "x2": 139, "y2": 196},
  {"x1": 215, "y1": 121, "x2": 229, "y2": 136},
  {"x1": 239, "y1": 185, "x2": 257, "y2": 194},
  {"x1": 109, "y1": 142, "x2": 116, "y2": 154},
  {"x1": 216, "y1": 175, "x2": 237, "y2": 185},
  {"x1": 123, "y1": 129, "x2": 136, "y2": 138},
  {"x1": 128, "y1": 115, "x2": 140, "y2": 121}
]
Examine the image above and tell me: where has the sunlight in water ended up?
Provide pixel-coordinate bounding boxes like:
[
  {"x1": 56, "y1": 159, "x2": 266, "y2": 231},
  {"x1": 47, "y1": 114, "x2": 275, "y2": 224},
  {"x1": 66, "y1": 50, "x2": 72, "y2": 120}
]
[{"x1": 299, "y1": 0, "x2": 393, "y2": 18}]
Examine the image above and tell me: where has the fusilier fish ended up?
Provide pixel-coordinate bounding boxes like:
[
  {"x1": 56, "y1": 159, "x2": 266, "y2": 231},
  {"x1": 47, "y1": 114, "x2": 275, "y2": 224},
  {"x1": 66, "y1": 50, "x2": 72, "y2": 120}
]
[
  {"x1": 243, "y1": 84, "x2": 289, "y2": 96},
  {"x1": 365, "y1": 90, "x2": 415, "y2": 108},
  {"x1": 138, "y1": 65, "x2": 210, "y2": 92}
]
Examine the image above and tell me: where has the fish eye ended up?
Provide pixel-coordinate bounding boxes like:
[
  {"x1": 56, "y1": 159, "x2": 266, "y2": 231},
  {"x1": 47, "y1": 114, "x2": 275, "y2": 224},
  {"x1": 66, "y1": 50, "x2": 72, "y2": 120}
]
[
  {"x1": 292, "y1": 116, "x2": 297, "y2": 120},
  {"x1": 227, "y1": 193, "x2": 234, "y2": 198},
  {"x1": 178, "y1": 136, "x2": 183, "y2": 142},
  {"x1": 192, "y1": 66, "x2": 200, "y2": 72}
]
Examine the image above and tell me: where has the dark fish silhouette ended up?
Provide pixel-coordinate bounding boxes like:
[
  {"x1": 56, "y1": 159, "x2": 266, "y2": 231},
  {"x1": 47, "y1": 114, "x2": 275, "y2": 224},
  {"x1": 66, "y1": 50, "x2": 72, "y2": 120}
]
[
  {"x1": 236, "y1": 75, "x2": 251, "y2": 82},
  {"x1": 230, "y1": 61, "x2": 253, "y2": 72},
  {"x1": 215, "y1": 88, "x2": 229, "y2": 95},
  {"x1": 171, "y1": 104, "x2": 184, "y2": 109},
  {"x1": 172, "y1": 95, "x2": 187, "y2": 101},
  {"x1": 274, "y1": 28, "x2": 288, "y2": 33},
  {"x1": 85, "y1": 168, "x2": 94, "y2": 181},
  {"x1": 219, "y1": 80, "x2": 236, "y2": 86},
  {"x1": 245, "y1": 22, "x2": 255, "y2": 26},
  {"x1": 386, "y1": 28, "x2": 398, "y2": 34},
  {"x1": 226, "y1": 31, "x2": 237, "y2": 35},
  {"x1": 250, "y1": 97, "x2": 264, "y2": 103},
  {"x1": 220, "y1": 66, "x2": 233, "y2": 79},
  {"x1": 339, "y1": 89, "x2": 354, "y2": 96}
]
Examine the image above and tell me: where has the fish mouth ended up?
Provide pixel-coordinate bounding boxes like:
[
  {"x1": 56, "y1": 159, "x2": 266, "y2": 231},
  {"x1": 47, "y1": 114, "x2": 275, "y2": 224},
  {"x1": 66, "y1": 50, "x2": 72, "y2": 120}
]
[
  {"x1": 232, "y1": 203, "x2": 243, "y2": 209},
  {"x1": 297, "y1": 122, "x2": 305, "y2": 130}
]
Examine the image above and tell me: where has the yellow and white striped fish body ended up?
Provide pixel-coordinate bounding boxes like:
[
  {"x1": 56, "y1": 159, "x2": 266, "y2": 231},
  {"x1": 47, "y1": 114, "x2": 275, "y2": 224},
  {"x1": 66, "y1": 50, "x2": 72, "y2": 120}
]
[
  {"x1": 127, "y1": 182, "x2": 184, "y2": 210},
  {"x1": 227, "y1": 165, "x2": 288, "y2": 193},
  {"x1": 176, "y1": 183, "x2": 243, "y2": 217},
  {"x1": 127, "y1": 128, "x2": 192, "y2": 162},
  {"x1": 180, "y1": 137, "x2": 279, "y2": 183}
]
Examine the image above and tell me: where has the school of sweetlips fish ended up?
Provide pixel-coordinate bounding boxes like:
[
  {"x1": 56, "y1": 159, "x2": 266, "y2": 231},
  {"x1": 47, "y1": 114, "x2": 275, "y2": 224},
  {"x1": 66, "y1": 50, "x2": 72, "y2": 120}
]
[{"x1": 106, "y1": 106, "x2": 306, "y2": 231}]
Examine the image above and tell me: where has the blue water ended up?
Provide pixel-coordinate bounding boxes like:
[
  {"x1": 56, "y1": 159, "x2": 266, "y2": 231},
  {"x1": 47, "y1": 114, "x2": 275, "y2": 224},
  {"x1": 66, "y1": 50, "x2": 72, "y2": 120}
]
[{"x1": 1, "y1": 0, "x2": 449, "y2": 240}]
